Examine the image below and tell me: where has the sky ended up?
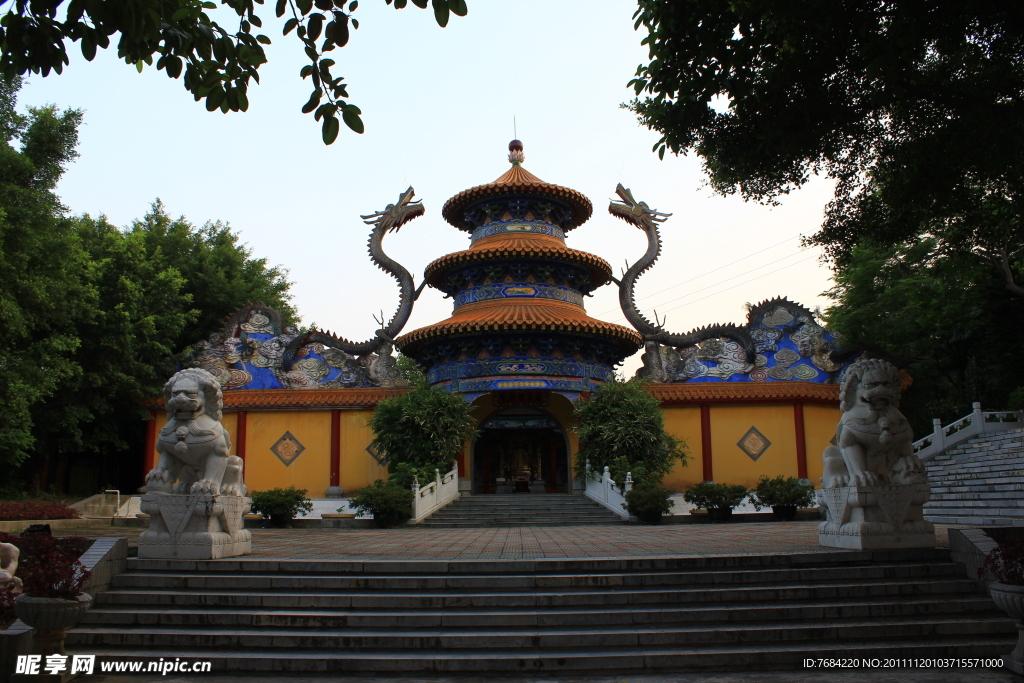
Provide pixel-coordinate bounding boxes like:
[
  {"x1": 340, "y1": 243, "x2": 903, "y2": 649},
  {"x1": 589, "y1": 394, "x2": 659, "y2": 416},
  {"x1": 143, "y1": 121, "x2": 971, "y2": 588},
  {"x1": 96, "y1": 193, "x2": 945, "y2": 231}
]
[{"x1": 17, "y1": 0, "x2": 839, "y2": 377}]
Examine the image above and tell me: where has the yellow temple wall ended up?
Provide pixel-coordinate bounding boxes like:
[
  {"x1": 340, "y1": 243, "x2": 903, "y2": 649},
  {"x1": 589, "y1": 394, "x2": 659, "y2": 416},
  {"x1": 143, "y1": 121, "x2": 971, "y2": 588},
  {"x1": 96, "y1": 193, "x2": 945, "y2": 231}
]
[
  {"x1": 143, "y1": 387, "x2": 841, "y2": 498},
  {"x1": 661, "y1": 406, "x2": 703, "y2": 491},
  {"x1": 803, "y1": 403, "x2": 842, "y2": 486}
]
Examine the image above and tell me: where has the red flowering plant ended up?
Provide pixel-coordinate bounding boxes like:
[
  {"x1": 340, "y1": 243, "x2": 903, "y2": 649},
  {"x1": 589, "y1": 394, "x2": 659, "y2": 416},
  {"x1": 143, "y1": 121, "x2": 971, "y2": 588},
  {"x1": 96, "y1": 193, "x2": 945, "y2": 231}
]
[
  {"x1": 0, "y1": 501, "x2": 81, "y2": 521},
  {"x1": 978, "y1": 534, "x2": 1024, "y2": 586},
  {"x1": 0, "y1": 533, "x2": 91, "y2": 600}
]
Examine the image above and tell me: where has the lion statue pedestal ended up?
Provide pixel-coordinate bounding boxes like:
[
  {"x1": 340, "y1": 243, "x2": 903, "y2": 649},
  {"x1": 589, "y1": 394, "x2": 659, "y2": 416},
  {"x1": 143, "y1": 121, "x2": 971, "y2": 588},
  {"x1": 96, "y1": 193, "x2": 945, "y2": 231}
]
[
  {"x1": 817, "y1": 358, "x2": 935, "y2": 550},
  {"x1": 139, "y1": 368, "x2": 252, "y2": 560}
]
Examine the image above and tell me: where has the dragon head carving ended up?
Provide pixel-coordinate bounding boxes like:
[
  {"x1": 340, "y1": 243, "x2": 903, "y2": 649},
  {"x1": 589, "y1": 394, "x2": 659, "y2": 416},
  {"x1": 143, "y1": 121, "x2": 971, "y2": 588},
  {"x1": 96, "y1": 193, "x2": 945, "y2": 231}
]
[
  {"x1": 608, "y1": 183, "x2": 672, "y2": 230},
  {"x1": 360, "y1": 186, "x2": 425, "y2": 233}
]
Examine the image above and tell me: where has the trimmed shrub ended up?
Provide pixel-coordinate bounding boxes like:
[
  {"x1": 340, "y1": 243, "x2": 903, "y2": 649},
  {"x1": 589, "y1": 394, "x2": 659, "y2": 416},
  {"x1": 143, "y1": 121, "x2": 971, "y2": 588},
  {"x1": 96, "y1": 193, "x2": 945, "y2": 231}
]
[
  {"x1": 624, "y1": 485, "x2": 674, "y2": 524},
  {"x1": 349, "y1": 481, "x2": 414, "y2": 528},
  {"x1": 749, "y1": 475, "x2": 816, "y2": 510},
  {"x1": 683, "y1": 482, "x2": 748, "y2": 511},
  {"x1": 249, "y1": 487, "x2": 313, "y2": 526},
  {"x1": 0, "y1": 532, "x2": 91, "y2": 600}
]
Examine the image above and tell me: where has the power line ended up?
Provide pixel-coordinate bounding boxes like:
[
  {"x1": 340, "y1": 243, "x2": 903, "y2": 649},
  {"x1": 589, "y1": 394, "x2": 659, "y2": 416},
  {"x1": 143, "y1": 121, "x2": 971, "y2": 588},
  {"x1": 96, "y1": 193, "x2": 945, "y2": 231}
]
[
  {"x1": 603, "y1": 254, "x2": 818, "y2": 325},
  {"x1": 595, "y1": 233, "x2": 803, "y2": 317}
]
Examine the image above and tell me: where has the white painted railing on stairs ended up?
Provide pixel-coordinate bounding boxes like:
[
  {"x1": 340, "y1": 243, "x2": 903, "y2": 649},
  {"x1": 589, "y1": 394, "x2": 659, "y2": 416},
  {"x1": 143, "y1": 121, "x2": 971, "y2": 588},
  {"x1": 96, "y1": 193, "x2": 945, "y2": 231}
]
[
  {"x1": 913, "y1": 402, "x2": 1024, "y2": 461},
  {"x1": 583, "y1": 463, "x2": 632, "y2": 520},
  {"x1": 411, "y1": 465, "x2": 460, "y2": 523}
]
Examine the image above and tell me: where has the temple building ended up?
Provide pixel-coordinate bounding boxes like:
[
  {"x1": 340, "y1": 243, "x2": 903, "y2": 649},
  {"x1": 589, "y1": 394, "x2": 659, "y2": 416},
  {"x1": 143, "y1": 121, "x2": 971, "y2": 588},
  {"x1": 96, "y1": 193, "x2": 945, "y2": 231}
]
[{"x1": 144, "y1": 142, "x2": 853, "y2": 497}]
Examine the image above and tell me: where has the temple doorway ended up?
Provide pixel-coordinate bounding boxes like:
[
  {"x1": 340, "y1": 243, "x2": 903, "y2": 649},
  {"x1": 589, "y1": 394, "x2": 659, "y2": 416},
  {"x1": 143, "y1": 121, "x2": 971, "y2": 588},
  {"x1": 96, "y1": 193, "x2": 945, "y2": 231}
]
[{"x1": 472, "y1": 406, "x2": 570, "y2": 494}]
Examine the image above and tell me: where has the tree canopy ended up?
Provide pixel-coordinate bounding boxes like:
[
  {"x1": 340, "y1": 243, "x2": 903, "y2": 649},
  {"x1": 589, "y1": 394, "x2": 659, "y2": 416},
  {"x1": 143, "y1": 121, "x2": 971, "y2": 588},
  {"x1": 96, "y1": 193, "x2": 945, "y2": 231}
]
[
  {"x1": 628, "y1": 1, "x2": 1024, "y2": 295},
  {"x1": 573, "y1": 379, "x2": 688, "y2": 488},
  {"x1": 0, "y1": 76, "x2": 297, "y2": 492},
  {"x1": 823, "y1": 236, "x2": 1024, "y2": 433},
  {"x1": 1, "y1": 0, "x2": 468, "y2": 144}
]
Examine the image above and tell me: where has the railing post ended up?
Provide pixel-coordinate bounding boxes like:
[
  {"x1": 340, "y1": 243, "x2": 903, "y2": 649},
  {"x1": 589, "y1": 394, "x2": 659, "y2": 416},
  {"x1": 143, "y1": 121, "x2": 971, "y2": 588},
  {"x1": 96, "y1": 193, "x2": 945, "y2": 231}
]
[
  {"x1": 625, "y1": 472, "x2": 633, "y2": 493},
  {"x1": 933, "y1": 418, "x2": 945, "y2": 451},
  {"x1": 973, "y1": 401, "x2": 987, "y2": 434}
]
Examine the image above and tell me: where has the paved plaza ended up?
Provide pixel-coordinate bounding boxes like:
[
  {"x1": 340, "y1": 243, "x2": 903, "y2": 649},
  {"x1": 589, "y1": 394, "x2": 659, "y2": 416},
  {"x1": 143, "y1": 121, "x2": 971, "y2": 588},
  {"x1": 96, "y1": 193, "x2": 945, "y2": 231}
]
[{"x1": 59, "y1": 521, "x2": 953, "y2": 560}]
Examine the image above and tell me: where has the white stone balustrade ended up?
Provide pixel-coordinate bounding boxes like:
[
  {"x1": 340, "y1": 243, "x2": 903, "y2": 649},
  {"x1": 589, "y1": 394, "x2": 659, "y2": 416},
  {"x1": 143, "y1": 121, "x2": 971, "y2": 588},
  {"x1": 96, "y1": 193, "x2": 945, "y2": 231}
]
[
  {"x1": 913, "y1": 402, "x2": 1024, "y2": 461},
  {"x1": 583, "y1": 463, "x2": 632, "y2": 520},
  {"x1": 412, "y1": 465, "x2": 460, "y2": 523}
]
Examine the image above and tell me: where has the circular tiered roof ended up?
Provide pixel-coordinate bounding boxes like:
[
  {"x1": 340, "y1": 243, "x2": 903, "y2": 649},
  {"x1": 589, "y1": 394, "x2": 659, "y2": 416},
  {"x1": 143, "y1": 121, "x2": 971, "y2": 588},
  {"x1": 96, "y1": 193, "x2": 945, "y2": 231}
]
[{"x1": 442, "y1": 163, "x2": 593, "y2": 232}]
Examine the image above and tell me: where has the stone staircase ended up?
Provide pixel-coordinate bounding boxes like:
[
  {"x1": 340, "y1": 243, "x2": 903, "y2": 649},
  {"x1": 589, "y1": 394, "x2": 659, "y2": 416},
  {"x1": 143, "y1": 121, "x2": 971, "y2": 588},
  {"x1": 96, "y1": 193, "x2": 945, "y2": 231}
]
[
  {"x1": 924, "y1": 427, "x2": 1024, "y2": 526},
  {"x1": 417, "y1": 493, "x2": 624, "y2": 527},
  {"x1": 67, "y1": 550, "x2": 1015, "y2": 674}
]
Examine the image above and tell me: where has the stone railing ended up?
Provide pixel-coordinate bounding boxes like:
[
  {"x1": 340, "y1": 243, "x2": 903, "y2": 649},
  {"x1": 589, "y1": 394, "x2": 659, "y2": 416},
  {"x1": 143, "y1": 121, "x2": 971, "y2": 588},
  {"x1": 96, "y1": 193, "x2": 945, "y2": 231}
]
[
  {"x1": 583, "y1": 464, "x2": 632, "y2": 520},
  {"x1": 913, "y1": 402, "x2": 1024, "y2": 461},
  {"x1": 411, "y1": 465, "x2": 460, "y2": 523}
]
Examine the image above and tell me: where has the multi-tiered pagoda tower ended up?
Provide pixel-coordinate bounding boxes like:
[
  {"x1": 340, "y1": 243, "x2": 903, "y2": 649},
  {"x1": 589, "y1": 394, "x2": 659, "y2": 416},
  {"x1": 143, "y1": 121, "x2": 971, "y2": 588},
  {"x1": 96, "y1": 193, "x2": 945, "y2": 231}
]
[
  {"x1": 396, "y1": 141, "x2": 642, "y2": 400},
  {"x1": 396, "y1": 141, "x2": 642, "y2": 492}
]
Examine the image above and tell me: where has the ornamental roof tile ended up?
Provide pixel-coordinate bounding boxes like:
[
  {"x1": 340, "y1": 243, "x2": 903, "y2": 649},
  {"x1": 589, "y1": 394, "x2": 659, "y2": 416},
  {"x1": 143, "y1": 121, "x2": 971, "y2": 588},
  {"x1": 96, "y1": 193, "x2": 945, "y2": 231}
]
[
  {"x1": 424, "y1": 241, "x2": 613, "y2": 287},
  {"x1": 396, "y1": 298, "x2": 643, "y2": 353},
  {"x1": 142, "y1": 388, "x2": 406, "y2": 411},
  {"x1": 646, "y1": 381, "x2": 840, "y2": 405},
  {"x1": 442, "y1": 164, "x2": 593, "y2": 231}
]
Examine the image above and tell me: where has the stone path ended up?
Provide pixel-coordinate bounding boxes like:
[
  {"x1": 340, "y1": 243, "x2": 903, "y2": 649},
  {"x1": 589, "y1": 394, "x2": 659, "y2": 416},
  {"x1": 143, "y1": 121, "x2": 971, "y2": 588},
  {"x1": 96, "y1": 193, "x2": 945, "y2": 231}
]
[{"x1": 55, "y1": 521, "x2": 951, "y2": 559}]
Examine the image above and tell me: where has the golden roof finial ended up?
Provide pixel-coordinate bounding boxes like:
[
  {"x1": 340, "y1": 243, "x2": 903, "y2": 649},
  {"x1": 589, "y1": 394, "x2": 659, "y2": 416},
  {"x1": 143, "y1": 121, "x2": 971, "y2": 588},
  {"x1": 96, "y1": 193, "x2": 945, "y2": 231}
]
[{"x1": 507, "y1": 139, "x2": 525, "y2": 166}]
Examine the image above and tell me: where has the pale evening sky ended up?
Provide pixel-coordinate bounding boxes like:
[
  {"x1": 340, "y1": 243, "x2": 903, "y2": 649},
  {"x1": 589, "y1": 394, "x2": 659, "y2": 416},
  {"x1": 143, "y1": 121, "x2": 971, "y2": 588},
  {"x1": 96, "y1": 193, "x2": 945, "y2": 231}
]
[{"x1": 18, "y1": 0, "x2": 838, "y2": 377}]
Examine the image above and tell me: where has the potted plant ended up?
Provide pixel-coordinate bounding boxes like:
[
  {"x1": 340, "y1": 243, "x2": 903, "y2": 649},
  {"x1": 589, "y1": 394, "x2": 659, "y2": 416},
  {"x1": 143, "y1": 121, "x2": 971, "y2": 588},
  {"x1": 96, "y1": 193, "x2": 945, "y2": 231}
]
[
  {"x1": 683, "y1": 481, "x2": 748, "y2": 522},
  {"x1": 979, "y1": 535, "x2": 1024, "y2": 672},
  {"x1": 749, "y1": 475, "x2": 815, "y2": 521},
  {"x1": 12, "y1": 533, "x2": 92, "y2": 656},
  {"x1": 249, "y1": 487, "x2": 313, "y2": 527},
  {"x1": 349, "y1": 480, "x2": 414, "y2": 528},
  {"x1": 625, "y1": 485, "x2": 675, "y2": 525}
]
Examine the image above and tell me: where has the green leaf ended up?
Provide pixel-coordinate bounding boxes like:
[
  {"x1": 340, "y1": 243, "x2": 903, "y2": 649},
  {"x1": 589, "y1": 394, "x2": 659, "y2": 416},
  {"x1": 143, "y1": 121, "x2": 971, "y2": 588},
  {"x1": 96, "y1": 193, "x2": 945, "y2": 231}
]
[
  {"x1": 276, "y1": 0, "x2": 287, "y2": 17},
  {"x1": 300, "y1": 64, "x2": 314, "y2": 78},
  {"x1": 448, "y1": 0, "x2": 467, "y2": 16},
  {"x1": 349, "y1": 0, "x2": 358, "y2": 11},
  {"x1": 301, "y1": 88, "x2": 323, "y2": 113},
  {"x1": 308, "y1": 13, "x2": 324, "y2": 41},
  {"x1": 81, "y1": 37, "x2": 96, "y2": 62},
  {"x1": 431, "y1": 0, "x2": 449, "y2": 27},
  {"x1": 257, "y1": 34, "x2": 272, "y2": 45},
  {"x1": 135, "y1": 60, "x2": 145, "y2": 73},
  {"x1": 411, "y1": 0, "x2": 427, "y2": 7},
  {"x1": 283, "y1": 18, "x2": 298, "y2": 35},
  {"x1": 205, "y1": 86, "x2": 225, "y2": 111},
  {"x1": 322, "y1": 114, "x2": 340, "y2": 144},
  {"x1": 296, "y1": 0, "x2": 313, "y2": 15},
  {"x1": 237, "y1": 90, "x2": 249, "y2": 111},
  {"x1": 342, "y1": 107, "x2": 364, "y2": 134}
]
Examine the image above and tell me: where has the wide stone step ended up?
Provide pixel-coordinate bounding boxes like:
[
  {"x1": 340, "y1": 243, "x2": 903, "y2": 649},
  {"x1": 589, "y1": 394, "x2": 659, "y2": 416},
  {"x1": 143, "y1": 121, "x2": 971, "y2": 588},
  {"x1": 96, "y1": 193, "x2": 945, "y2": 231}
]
[
  {"x1": 91, "y1": 579, "x2": 984, "y2": 610},
  {"x1": 79, "y1": 595, "x2": 1004, "y2": 629},
  {"x1": 69, "y1": 637, "x2": 1015, "y2": 673},
  {"x1": 68, "y1": 615, "x2": 1016, "y2": 652},
  {"x1": 104, "y1": 562, "x2": 966, "y2": 592}
]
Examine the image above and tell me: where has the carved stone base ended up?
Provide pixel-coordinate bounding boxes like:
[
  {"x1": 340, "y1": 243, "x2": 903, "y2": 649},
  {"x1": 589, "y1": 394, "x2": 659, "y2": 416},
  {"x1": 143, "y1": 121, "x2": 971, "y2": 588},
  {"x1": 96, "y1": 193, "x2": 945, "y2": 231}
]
[
  {"x1": 139, "y1": 493, "x2": 252, "y2": 560},
  {"x1": 817, "y1": 484, "x2": 935, "y2": 550}
]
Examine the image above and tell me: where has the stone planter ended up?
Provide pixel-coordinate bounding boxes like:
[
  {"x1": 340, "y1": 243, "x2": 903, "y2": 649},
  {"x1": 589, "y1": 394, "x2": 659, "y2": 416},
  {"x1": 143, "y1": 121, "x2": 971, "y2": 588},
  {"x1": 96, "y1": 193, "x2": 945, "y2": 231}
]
[
  {"x1": 771, "y1": 505, "x2": 798, "y2": 521},
  {"x1": 14, "y1": 593, "x2": 92, "y2": 656},
  {"x1": 708, "y1": 507, "x2": 733, "y2": 522},
  {"x1": 989, "y1": 582, "x2": 1024, "y2": 673}
]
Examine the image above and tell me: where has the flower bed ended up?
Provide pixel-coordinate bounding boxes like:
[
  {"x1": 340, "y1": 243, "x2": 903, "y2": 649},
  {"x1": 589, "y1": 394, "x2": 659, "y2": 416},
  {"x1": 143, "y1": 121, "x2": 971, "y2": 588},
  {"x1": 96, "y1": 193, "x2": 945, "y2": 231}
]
[
  {"x1": 0, "y1": 502, "x2": 82, "y2": 522},
  {"x1": 0, "y1": 532, "x2": 92, "y2": 628}
]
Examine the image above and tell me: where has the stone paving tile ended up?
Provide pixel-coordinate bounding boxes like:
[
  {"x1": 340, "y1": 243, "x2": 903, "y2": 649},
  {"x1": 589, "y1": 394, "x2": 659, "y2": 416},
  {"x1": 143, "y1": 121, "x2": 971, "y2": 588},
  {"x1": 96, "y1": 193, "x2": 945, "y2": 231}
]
[{"x1": 52, "y1": 522, "x2": 953, "y2": 560}]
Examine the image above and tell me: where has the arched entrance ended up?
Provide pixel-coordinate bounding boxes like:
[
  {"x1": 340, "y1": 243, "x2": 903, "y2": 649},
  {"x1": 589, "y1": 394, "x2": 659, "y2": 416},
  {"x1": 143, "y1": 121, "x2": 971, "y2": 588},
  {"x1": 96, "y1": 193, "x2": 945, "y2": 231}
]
[{"x1": 472, "y1": 406, "x2": 570, "y2": 494}]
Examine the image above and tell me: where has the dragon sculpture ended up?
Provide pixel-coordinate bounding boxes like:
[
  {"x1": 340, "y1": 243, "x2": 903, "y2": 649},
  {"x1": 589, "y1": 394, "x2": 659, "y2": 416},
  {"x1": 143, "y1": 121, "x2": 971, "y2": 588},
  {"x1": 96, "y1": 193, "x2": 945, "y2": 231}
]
[
  {"x1": 282, "y1": 187, "x2": 426, "y2": 369},
  {"x1": 609, "y1": 183, "x2": 755, "y2": 361}
]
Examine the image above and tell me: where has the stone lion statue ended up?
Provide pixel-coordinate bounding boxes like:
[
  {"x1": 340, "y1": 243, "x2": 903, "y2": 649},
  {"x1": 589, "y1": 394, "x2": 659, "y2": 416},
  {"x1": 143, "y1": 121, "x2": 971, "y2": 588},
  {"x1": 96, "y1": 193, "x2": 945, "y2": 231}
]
[
  {"x1": 822, "y1": 358, "x2": 927, "y2": 488},
  {"x1": 145, "y1": 368, "x2": 247, "y2": 496}
]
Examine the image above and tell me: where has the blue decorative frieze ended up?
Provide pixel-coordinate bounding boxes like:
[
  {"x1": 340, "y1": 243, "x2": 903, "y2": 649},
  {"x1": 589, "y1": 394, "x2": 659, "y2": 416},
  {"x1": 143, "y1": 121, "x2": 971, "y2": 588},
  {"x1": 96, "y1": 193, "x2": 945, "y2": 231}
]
[
  {"x1": 439, "y1": 375, "x2": 605, "y2": 394},
  {"x1": 470, "y1": 219, "x2": 566, "y2": 243},
  {"x1": 453, "y1": 282, "x2": 584, "y2": 309},
  {"x1": 427, "y1": 357, "x2": 615, "y2": 384}
]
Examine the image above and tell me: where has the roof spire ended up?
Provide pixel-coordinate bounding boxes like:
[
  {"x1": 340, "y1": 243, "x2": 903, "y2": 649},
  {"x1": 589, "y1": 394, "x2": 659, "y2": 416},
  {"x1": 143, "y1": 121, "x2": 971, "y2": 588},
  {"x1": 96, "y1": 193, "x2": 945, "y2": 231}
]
[{"x1": 508, "y1": 139, "x2": 524, "y2": 166}]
